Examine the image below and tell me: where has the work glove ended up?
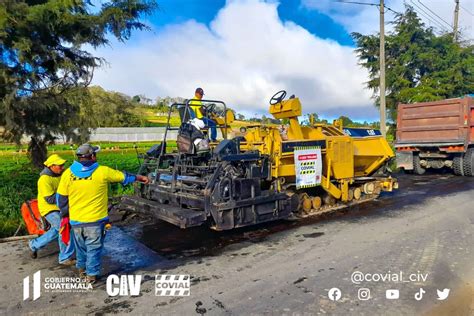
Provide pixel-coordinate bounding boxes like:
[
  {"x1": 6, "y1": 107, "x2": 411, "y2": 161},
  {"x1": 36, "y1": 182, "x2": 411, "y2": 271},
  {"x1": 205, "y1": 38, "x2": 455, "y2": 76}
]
[{"x1": 59, "y1": 217, "x2": 71, "y2": 246}]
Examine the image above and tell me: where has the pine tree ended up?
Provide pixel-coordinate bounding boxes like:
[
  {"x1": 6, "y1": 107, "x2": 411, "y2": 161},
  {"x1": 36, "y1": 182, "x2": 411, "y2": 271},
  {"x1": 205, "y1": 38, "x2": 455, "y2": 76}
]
[
  {"x1": 352, "y1": 6, "x2": 474, "y2": 122},
  {"x1": 0, "y1": 0, "x2": 156, "y2": 166}
]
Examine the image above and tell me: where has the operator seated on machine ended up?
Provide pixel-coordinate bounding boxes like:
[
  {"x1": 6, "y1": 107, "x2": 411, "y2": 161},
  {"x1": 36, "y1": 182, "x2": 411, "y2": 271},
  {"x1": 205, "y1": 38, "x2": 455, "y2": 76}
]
[{"x1": 189, "y1": 87, "x2": 217, "y2": 142}]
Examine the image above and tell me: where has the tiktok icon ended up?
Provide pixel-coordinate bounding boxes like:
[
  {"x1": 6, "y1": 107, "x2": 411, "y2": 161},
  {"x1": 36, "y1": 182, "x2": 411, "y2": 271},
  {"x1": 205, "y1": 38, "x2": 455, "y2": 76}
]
[{"x1": 415, "y1": 288, "x2": 426, "y2": 301}]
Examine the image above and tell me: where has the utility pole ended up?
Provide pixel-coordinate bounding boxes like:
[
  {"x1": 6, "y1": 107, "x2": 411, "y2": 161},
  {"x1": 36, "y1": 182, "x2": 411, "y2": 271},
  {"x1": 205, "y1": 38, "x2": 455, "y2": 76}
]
[
  {"x1": 379, "y1": 0, "x2": 386, "y2": 137},
  {"x1": 453, "y1": 0, "x2": 460, "y2": 41}
]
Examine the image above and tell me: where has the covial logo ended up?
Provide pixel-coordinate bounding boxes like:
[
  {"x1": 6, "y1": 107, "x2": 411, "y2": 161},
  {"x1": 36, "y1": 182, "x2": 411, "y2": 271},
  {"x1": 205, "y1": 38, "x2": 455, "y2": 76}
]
[
  {"x1": 155, "y1": 275, "x2": 190, "y2": 296},
  {"x1": 23, "y1": 271, "x2": 41, "y2": 301},
  {"x1": 328, "y1": 288, "x2": 342, "y2": 301}
]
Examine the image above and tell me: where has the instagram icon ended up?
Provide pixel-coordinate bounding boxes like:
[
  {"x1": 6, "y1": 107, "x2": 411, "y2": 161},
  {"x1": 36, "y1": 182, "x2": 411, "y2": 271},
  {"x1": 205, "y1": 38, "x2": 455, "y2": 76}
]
[{"x1": 358, "y1": 288, "x2": 371, "y2": 301}]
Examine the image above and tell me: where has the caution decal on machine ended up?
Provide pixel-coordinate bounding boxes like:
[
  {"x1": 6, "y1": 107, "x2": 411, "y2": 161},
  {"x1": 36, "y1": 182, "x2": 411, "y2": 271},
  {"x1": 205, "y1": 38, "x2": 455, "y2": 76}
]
[{"x1": 294, "y1": 146, "x2": 322, "y2": 189}]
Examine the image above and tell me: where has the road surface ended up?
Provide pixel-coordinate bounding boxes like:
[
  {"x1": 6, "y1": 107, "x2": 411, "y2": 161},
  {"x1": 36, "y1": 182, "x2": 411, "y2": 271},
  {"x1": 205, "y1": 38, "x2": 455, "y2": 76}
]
[{"x1": 0, "y1": 173, "x2": 473, "y2": 315}]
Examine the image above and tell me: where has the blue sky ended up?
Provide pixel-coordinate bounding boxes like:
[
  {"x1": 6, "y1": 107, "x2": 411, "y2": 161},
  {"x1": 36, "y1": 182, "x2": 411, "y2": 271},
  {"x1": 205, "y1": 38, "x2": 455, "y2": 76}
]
[
  {"x1": 278, "y1": 1, "x2": 354, "y2": 45},
  {"x1": 149, "y1": 0, "x2": 354, "y2": 46},
  {"x1": 150, "y1": 0, "x2": 226, "y2": 28}
]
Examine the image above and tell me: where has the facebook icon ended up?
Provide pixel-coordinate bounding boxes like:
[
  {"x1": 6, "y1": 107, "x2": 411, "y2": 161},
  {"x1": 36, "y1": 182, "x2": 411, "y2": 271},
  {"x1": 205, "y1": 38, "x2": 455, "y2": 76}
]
[{"x1": 328, "y1": 288, "x2": 342, "y2": 301}]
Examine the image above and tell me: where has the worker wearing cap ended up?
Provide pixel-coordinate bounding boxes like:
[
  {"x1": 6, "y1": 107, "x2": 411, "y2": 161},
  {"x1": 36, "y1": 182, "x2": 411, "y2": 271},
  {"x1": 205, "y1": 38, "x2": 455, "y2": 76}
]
[
  {"x1": 189, "y1": 87, "x2": 217, "y2": 142},
  {"x1": 56, "y1": 144, "x2": 149, "y2": 283},
  {"x1": 28, "y1": 154, "x2": 75, "y2": 265}
]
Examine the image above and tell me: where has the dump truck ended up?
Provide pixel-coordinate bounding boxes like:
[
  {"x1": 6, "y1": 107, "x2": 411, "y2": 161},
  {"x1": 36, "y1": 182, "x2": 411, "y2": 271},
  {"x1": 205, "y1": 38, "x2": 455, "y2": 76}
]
[
  {"x1": 395, "y1": 96, "x2": 474, "y2": 176},
  {"x1": 120, "y1": 91, "x2": 398, "y2": 230}
]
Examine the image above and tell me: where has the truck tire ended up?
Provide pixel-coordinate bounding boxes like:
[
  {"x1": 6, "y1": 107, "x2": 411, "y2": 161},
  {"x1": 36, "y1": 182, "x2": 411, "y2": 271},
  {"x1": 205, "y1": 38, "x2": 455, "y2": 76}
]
[
  {"x1": 453, "y1": 156, "x2": 464, "y2": 176},
  {"x1": 413, "y1": 155, "x2": 426, "y2": 175},
  {"x1": 463, "y1": 148, "x2": 474, "y2": 177}
]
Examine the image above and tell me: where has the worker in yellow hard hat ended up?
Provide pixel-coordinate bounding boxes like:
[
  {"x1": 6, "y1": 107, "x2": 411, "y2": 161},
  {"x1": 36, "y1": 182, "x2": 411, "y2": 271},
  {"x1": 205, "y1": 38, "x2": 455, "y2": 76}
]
[
  {"x1": 189, "y1": 87, "x2": 217, "y2": 142},
  {"x1": 28, "y1": 154, "x2": 75, "y2": 265}
]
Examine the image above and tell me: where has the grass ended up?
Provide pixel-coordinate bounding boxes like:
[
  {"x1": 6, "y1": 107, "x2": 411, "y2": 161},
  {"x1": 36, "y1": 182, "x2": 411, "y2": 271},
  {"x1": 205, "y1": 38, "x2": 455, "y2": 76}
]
[
  {"x1": 0, "y1": 154, "x2": 35, "y2": 238},
  {"x1": 146, "y1": 115, "x2": 182, "y2": 126},
  {"x1": 0, "y1": 144, "x2": 174, "y2": 238}
]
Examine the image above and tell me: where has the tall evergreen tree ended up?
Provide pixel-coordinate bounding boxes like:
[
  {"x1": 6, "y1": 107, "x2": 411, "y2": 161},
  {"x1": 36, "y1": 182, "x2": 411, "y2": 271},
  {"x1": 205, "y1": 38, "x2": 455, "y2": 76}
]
[
  {"x1": 0, "y1": 0, "x2": 156, "y2": 166},
  {"x1": 352, "y1": 6, "x2": 474, "y2": 122}
]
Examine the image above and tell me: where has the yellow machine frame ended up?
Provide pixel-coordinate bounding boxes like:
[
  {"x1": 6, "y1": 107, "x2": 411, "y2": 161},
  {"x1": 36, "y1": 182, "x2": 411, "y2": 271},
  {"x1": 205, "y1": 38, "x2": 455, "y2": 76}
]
[{"x1": 239, "y1": 94, "x2": 397, "y2": 213}]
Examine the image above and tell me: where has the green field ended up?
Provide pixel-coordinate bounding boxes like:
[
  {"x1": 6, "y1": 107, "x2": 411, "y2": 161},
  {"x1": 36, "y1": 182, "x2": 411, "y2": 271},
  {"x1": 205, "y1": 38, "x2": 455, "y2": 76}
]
[{"x1": 0, "y1": 144, "x2": 167, "y2": 238}]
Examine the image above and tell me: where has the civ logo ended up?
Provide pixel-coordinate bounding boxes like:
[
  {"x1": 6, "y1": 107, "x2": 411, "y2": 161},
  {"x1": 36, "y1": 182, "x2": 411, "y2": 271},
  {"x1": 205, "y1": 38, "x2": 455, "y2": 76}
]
[
  {"x1": 106, "y1": 274, "x2": 142, "y2": 296},
  {"x1": 23, "y1": 271, "x2": 41, "y2": 301}
]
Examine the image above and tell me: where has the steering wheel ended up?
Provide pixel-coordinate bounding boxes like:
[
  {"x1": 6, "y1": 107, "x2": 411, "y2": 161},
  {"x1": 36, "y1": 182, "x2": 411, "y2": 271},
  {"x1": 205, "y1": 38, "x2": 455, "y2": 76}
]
[
  {"x1": 205, "y1": 103, "x2": 226, "y2": 117},
  {"x1": 205, "y1": 103, "x2": 216, "y2": 114},
  {"x1": 269, "y1": 90, "x2": 287, "y2": 105}
]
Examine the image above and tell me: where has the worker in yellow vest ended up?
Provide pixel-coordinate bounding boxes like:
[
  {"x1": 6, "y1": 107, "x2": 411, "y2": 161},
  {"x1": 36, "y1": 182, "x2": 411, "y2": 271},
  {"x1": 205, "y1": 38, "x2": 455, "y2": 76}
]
[
  {"x1": 29, "y1": 154, "x2": 75, "y2": 265},
  {"x1": 57, "y1": 144, "x2": 149, "y2": 284},
  {"x1": 189, "y1": 87, "x2": 217, "y2": 142}
]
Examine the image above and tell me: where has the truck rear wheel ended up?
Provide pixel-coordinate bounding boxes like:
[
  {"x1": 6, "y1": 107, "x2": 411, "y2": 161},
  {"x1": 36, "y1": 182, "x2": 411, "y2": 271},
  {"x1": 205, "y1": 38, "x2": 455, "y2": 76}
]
[
  {"x1": 463, "y1": 148, "x2": 474, "y2": 177},
  {"x1": 453, "y1": 155, "x2": 464, "y2": 176},
  {"x1": 413, "y1": 155, "x2": 426, "y2": 175}
]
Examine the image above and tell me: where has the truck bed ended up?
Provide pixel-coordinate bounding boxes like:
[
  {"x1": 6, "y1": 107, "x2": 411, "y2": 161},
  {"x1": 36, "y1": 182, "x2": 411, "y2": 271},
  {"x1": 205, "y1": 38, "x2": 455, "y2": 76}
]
[{"x1": 395, "y1": 96, "x2": 474, "y2": 148}]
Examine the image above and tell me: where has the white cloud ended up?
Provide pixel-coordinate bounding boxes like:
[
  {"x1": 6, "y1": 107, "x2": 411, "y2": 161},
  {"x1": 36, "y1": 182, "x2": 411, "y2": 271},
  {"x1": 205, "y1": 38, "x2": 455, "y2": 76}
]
[{"x1": 92, "y1": 0, "x2": 378, "y2": 119}]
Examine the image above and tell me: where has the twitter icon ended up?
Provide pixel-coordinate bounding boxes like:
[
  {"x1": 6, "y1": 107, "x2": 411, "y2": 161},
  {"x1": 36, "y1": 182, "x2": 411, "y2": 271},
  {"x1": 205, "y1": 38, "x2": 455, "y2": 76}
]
[{"x1": 437, "y1": 289, "x2": 450, "y2": 300}]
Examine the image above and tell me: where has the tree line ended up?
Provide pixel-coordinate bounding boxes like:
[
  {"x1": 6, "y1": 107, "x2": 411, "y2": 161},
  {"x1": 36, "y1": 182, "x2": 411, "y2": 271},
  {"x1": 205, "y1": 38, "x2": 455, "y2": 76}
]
[
  {"x1": 1, "y1": 2, "x2": 472, "y2": 166},
  {"x1": 352, "y1": 6, "x2": 474, "y2": 124}
]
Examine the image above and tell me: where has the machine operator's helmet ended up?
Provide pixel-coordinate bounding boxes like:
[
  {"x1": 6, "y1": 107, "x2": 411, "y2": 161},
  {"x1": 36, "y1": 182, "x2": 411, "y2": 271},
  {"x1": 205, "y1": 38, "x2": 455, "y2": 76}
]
[{"x1": 195, "y1": 87, "x2": 204, "y2": 96}]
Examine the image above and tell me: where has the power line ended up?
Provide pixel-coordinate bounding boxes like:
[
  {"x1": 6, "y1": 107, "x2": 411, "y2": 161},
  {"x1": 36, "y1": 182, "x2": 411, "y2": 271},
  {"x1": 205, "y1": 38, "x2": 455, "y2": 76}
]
[
  {"x1": 334, "y1": 0, "x2": 401, "y2": 14},
  {"x1": 336, "y1": 0, "x2": 471, "y2": 41},
  {"x1": 410, "y1": 0, "x2": 471, "y2": 42},
  {"x1": 419, "y1": 1, "x2": 472, "y2": 42},
  {"x1": 409, "y1": 0, "x2": 451, "y2": 32},
  {"x1": 334, "y1": 1, "x2": 378, "y2": 6},
  {"x1": 417, "y1": 0, "x2": 452, "y2": 28},
  {"x1": 460, "y1": 4, "x2": 474, "y2": 16},
  {"x1": 409, "y1": 0, "x2": 451, "y2": 33},
  {"x1": 386, "y1": 7, "x2": 401, "y2": 14}
]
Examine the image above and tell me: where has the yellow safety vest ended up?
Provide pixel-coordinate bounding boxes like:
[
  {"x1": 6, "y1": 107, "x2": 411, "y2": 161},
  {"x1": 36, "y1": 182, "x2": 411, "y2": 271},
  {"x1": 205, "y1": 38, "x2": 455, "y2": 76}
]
[
  {"x1": 57, "y1": 166, "x2": 125, "y2": 223},
  {"x1": 189, "y1": 98, "x2": 203, "y2": 119},
  {"x1": 37, "y1": 174, "x2": 61, "y2": 216}
]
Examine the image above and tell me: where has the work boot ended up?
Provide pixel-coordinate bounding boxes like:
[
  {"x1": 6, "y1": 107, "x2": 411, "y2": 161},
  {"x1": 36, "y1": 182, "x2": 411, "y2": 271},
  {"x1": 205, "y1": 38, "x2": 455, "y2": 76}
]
[
  {"x1": 78, "y1": 268, "x2": 86, "y2": 278},
  {"x1": 30, "y1": 249, "x2": 37, "y2": 259},
  {"x1": 28, "y1": 242, "x2": 37, "y2": 259},
  {"x1": 60, "y1": 259, "x2": 76, "y2": 266},
  {"x1": 86, "y1": 275, "x2": 97, "y2": 285}
]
